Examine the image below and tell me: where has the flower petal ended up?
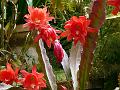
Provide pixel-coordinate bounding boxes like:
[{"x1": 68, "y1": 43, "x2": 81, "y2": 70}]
[
  {"x1": 32, "y1": 65, "x2": 37, "y2": 75},
  {"x1": 20, "y1": 70, "x2": 29, "y2": 78}
]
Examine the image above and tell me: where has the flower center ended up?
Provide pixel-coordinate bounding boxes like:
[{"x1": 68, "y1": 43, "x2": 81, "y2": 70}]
[
  {"x1": 30, "y1": 76, "x2": 35, "y2": 81},
  {"x1": 76, "y1": 31, "x2": 79, "y2": 35},
  {"x1": 49, "y1": 37, "x2": 53, "y2": 42},
  {"x1": 76, "y1": 25, "x2": 80, "y2": 29},
  {"x1": 31, "y1": 84, "x2": 35, "y2": 89},
  {"x1": 35, "y1": 18, "x2": 40, "y2": 23}
]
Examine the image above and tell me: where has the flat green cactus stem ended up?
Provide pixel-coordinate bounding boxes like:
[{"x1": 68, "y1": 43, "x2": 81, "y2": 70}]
[{"x1": 78, "y1": 0, "x2": 106, "y2": 90}]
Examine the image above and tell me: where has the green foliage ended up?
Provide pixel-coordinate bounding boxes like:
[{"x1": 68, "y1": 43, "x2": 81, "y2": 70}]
[
  {"x1": 92, "y1": 14, "x2": 120, "y2": 90},
  {"x1": 100, "y1": 32, "x2": 120, "y2": 64},
  {"x1": 17, "y1": 0, "x2": 28, "y2": 24},
  {"x1": 96, "y1": 17, "x2": 120, "y2": 64}
]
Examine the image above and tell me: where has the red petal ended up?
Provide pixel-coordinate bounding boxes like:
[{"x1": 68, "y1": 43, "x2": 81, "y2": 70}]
[
  {"x1": 107, "y1": 1, "x2": 116, "y2": 6},
  {"x1": 67, "y1": 35, "x2": 73, "y2": 41},
  {"x1": 56, "y1": 30, "x2": 62, "y2": 34},
  {"x1": 20, "y1": 70, "x2": 29, "y2": 78},
  {"x1": 46, "y1": 39, "x2": 51, "y2": 48},
  {"x1": 71, "y1": 16, "x2": 78, "y2": 22},
  {"x1": 64, "y1": 24, "x2": 71, "y2": 29},
  {"x1": 34, "y1": 34, "x2": 41, "y2": 43},
  {"x1": 60, "y1": 30, "x2": 69, "y2": 37},
  {"x1": 32, "y1": 65, "x2": 37, "y2": 75},
  {"x1": 37, "y1": 73, "x2": 44, "y2": 78},
  {"x1": 15, "y1": 68, "x2": 19, "y2": 76},
  {"x1": 24, "y1": 14, "x2": 29, "y2": 19},
  {"x1": 79, "y1": 16, "x2": 86, "y2": 22},
  {"x1": 6, "y1": 63, "x2": 14, "y2": 73},
  {"x1": 28, "y1": 6, "x2": 33, "y2": 15},
  {"x1": 74, "y1": 38, "x2": 79, "y2": 46},
  {"x1": 112, "y1": 8, "x2": 119, "y2": 15}
]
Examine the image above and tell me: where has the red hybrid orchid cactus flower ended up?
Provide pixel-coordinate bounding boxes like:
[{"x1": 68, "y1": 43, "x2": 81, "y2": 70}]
[
  {"x1": 34, "y1": 25, "x2": 60, "y2": 48},
  {"x1": 20, "y1": 65, "x2": 46, "y2": 90},
  {"x1": 24, "y1": 6, "x2": 54, "y2": 30},
  {"x1": 53, "y1": 40, "x2": 64, "y2": 63},
  {"x1": 0, "y1": 63, "x2": 19, "y2": 84},
  {"x1": 24, "y1": 6, "x2": 61, "y2": 48},
  {"x1": 61, "y1": 16, "x2": 90, "y2": 45},
  {"x1": 107, "y1": 0, "x2": 120, "y2": 15}
]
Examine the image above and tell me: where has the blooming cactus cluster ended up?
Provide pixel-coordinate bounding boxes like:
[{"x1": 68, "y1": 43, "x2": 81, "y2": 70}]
[
  {"x1": 0, "y1": 63, "x2": 19, "y2": 84},
  {"x1": 61, "y1": 16, "x2": 98, "y2": 46},
  {"x1": 20, "y1": 66, "x2": 46, "y2": 90},
  {"x1": 23, "y1": 6, "x2": 54, "y2": 30},
  {"x1": 61, "y1": 16, "x2": 90, "y2": 45},
  {"x1": 0, "y1": 63, "x2": 46, "y2": 90},
  {"x1": 24, "y1": 6, "x2": 64, "y2": 62}
]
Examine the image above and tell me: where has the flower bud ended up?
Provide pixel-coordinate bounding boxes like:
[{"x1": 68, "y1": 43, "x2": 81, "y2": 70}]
[{"x1": 53, "y1": 40, "x2": 64, "y2": 63}]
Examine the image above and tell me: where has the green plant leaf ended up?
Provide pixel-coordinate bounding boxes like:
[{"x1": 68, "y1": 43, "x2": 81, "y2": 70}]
[
  {"x1": 5, "y1": 1, "x2": 17, "y2": 43},
  {"x1": 106, "y1": 13, "x2": 120, "y2": 20},
  {"x1": 26, "y1": 0, "x2": 33, "y2": 6}
]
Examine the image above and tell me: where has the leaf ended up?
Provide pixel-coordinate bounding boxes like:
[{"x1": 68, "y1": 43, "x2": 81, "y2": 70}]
[
  {"x1": 8, "y1": 87, "x2": 24, "y2": 90},
  {"x1": 1, "y1": 0, "x2": 6, "y2": 20},
  {"x1": 51, "y1": 0, "x2": 64, "y2": 10},
  {"x1": 26, "y1": 0, "x2": 33, "y2": 6},
  {"x1": 106, "y1": 13, "x2": 120, "y2": 20},
  {"x1": 69, "y1": 42, "x2": 83, "y2": 90},
  {"x1": 5, "y1": 1, "x2": 17, "y2": 41},
  {"x1": 61, "y1": 49, "x2": 71, "y2": 80},
  {"x1": 0, "y1": 83, "x2": 12, "y2": 90},
  {"x1": 39, "y1": 39, "x2": 57, "y2": 90}
]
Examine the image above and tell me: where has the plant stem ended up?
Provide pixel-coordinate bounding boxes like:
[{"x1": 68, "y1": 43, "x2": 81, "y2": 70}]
[
  {"x1": 0, "y1": 0, "x2": 6, "y2": 49},
  {"x1": 78, "y1": 0, "x2": 106, "y2": 90}
]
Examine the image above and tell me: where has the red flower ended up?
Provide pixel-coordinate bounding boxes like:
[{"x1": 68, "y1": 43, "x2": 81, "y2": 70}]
[
  {"x1": 61, "y1": 16, "x2": 90, "y2": 45},
  {"x1": 23, "y1": 6, "x2": 62, "y2": 48},
  {"x1": 107, "y1": 0, "x2": 120, "y2": 15},
  {"x1": 20, "y1": 65, "x2": 46, "y2": 90},
  {"x1": 24, "y1": 6, "x2": 54, "y2": 30},
  {"x1": 0, "y1": 63, "x2": 19, "y2": 84},
  {"x1": 34, "y1": 25, "x2": 60, "y2": 48},
  {"x1": 53, "y1": 40, "x2": 64, "y2": 63}
]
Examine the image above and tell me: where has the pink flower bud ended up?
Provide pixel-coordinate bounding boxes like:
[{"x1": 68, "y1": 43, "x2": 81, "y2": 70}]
[{"x1": 53, "y1": 40, "x2": 64, "y2": 63}]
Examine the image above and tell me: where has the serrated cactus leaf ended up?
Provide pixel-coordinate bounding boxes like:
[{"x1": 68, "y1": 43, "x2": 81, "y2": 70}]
[
  {"x1": 69, "y1": 42, "x2": 83, "y2": 90},
  {"x1": 38, "y1": 39, "x2": 57, "y2": 90},
  {"x1": 61, "y1": 49, "x2": 71, "y2": 80},
  {"x1": 0, "y1": 83, "x2": 12, "y2": 90}
]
